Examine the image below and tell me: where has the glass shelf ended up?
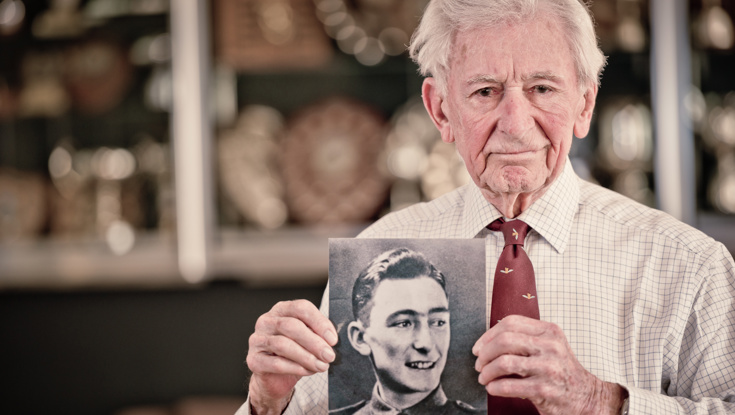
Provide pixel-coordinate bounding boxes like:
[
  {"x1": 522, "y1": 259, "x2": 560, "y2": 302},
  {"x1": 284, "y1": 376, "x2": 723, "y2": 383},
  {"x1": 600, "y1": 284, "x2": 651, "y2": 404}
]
[{"x1": 0, "y1": 224, "x2": 364, "y2": 290}]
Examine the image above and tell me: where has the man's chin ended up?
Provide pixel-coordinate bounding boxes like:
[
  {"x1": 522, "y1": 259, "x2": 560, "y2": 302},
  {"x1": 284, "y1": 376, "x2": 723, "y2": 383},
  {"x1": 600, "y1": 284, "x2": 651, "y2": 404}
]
[
  {"x1": 400, "y1": 381, "x2": 440, "y2": 394},
  {"x1": 486, "y1": 176, "x2": 537, "y2": 195},
  {"x1": 402, "y1": 372, "x2": 442, "y2": 391},
  {"x1": 387, "y1": 374, "x2": 441, "y2": 395},
  {"x1": 483, "y1": 162, "x2": 551, "y2": 189}
]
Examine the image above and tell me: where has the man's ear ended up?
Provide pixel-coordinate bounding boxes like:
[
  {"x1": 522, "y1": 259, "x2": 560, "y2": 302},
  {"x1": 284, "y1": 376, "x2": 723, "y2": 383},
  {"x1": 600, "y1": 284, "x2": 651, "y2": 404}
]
[
  {"x1": 573, "y1": 83, "x2": 598, "y2": 139},
  {"x1": 422, "y1": 77, "x2": 454, "y2": 143},
  {"x1": 347, "y1": 321, "x2": 372, "y2": 356}
]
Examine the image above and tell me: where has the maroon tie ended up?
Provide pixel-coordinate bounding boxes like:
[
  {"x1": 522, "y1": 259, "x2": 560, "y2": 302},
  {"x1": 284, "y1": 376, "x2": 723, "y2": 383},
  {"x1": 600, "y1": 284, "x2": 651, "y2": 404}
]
[{"x1": 487, "y1": 218, "x2": 540, "y2": 414}]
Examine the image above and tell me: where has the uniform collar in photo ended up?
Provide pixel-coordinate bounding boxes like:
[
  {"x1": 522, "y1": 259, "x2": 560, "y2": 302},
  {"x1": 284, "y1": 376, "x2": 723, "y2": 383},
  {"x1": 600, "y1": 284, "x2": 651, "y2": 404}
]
[{"x1": 332, "y1": 383, "x2": 480, "y2": 415}]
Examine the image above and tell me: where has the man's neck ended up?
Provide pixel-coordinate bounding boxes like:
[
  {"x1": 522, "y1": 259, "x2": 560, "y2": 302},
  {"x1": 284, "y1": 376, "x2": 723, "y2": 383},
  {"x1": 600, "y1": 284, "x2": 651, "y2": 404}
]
[
  {"x1": 376, "y1": 382, "x2": 435, "y2": 410},
  {"x1": 479, "y1": 161, "x2": 569, "y2": 218},
  {"x1": 482, "y1": 188, "x2": 547, "y2": 218}
]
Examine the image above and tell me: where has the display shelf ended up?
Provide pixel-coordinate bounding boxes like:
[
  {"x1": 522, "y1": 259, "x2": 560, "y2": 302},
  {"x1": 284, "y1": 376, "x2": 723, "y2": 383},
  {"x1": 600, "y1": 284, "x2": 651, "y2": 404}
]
[
  {"x1": 0, "y1": 233, "x2": 180, "y2": 290},
  {"x1": 0, "y1": 224, "x2": 364, "y2": 291},
  {"x1": 236, "y1": 54, "x2": 423, "y2": 116},
  {"x1": 212, "y1": 224, "x2": 365, "y2": 286}
]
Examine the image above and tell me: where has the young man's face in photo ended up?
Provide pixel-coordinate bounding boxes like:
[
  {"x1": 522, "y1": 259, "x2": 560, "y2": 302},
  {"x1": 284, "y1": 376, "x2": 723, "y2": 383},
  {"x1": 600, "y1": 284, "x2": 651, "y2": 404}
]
[{"x1": 362, "y1": 276, "x2": 451, "y2": 394}]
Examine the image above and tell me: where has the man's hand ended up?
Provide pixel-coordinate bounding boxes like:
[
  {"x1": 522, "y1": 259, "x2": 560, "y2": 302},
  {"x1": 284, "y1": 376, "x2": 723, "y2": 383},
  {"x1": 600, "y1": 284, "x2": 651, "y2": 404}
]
[
  {"x1": 473, "y1": 315, "x2": 626, "y2": 415},
  {"x1": 246, "y1": 300, "x2": 338, "y2": 415}
]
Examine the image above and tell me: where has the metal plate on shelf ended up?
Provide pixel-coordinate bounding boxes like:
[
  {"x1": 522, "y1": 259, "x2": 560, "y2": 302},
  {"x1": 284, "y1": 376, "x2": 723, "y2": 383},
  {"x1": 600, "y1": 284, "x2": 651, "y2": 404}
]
[
  {"x1": 280, "y1": 96, "x2": 391, "y2": 224},
  {"x1": 218, "y1": 105, "x2": 289, "y2": 229},
  {"x1": 65, "y1": 38, "x2": 133, "y2": 114},
  {"x1": 213, "y1": 0, "x2": 333, "y2": 70}
]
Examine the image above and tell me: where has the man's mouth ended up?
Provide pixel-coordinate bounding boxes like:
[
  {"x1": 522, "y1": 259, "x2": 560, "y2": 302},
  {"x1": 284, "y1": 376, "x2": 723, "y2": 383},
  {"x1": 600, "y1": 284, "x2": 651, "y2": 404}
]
[
  {"x1": 406, "y1": 361, "x2": 436, "y2": 370},
  {"x1": 493, "y1": 149, "x2": 539, "y2": 156}
]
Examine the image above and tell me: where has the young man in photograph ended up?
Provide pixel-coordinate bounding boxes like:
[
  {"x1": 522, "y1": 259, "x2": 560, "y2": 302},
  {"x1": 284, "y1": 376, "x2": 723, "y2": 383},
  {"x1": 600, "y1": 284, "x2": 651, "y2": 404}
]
[{"x1": 331, "y1": 248, "x2": 481, "y2": 415}]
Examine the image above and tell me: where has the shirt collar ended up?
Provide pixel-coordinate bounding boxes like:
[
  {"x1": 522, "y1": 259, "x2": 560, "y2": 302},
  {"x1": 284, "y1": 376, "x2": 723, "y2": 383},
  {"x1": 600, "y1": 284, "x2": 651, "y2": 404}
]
[
  {"x1": 365, "y1": 383, "x2": 449, "y2": 415},
  {"x1": 461, "y1": 158, "x2": 579, "y2": 253},
  {"x1": 460, "y1": 183, "x2": 501, "y2": 239}
]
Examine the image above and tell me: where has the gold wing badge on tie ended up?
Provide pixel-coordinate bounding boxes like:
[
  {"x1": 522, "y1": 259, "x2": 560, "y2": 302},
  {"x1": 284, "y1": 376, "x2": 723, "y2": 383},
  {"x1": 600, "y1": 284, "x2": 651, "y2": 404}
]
[
  {"x1": 500, "y1": 267, "x2": 513, "y2": 274},
  {"x1": 522, "y1": 293, "x2": 536, "y2": 300}
]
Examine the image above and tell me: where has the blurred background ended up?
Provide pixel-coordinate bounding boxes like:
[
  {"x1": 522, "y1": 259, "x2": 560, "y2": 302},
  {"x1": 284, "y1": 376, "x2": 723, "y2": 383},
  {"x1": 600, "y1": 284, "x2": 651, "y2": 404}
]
[{"x1": 0, "y1": 0, "x2": 733, "y2": 414}]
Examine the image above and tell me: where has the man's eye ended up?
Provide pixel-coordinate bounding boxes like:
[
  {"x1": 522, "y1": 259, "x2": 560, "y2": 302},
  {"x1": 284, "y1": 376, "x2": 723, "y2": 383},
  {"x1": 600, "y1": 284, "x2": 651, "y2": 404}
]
[
  {"x1": 430, "y1": 319, "x2": 447, "y2": 327},
  {"x1": 477, "y1": 87, "x2": 494, "y2": 97},
  {"x1": 391, "y1": 320, "x2": 412, "y2": 328},
  {"x1": 533, "y1": 85, "x2": 552, "y2": 94}
]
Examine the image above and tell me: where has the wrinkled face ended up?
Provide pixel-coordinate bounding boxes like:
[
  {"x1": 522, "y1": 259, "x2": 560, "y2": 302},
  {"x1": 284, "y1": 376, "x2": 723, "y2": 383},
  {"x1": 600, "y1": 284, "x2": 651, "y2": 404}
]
[
  {"x1": 431, "y1": 14, "x2": 596, "y2": 200},
  {"x1": 362, "y1": 277, "x2": 450, "y2": 395}
]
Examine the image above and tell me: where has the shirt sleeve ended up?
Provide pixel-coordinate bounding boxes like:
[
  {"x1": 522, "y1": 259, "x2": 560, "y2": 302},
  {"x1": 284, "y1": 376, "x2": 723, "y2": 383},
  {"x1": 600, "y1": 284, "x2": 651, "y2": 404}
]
[
  {"x1": 624, "y1": 242, "x2": 735, "y2": 414},
  {"x1": 284, "y1": 371, "x2": 329, "y2": 414}
]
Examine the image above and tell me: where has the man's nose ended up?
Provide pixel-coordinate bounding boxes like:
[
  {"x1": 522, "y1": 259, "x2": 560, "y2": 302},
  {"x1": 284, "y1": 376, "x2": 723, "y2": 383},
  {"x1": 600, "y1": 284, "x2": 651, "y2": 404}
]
[
  {"x1": 496, "y1": 89, "x2": 534, "y2": 138},
  {"x1": 412, "y1": 322, "x2": 433, "y2": 350}
]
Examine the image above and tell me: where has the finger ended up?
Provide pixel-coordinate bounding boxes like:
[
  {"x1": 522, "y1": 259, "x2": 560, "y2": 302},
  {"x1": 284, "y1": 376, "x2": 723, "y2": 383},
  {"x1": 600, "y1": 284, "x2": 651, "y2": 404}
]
[
  {"x1": 474, "y1": 330, "x2": 539, "y2": 372},
  {"x1": 246, "y1": 342, "x2": 318, "y2": 378},
  {"x1": 257, "y1": 302, "x2": 337, "y2": 364},
  {"x1": 477, "y1": 353, "x2": 534, "y2": 385},
  {"x1": 476, "y1": 320, "x2": 570, "y2": 370},
  {"x1": 271, "y1": 300, "x2": 339, "y2": 346},
  {"x1": 249, "y1": 328, "x2": 331, "y2": 374},
  {"x1": 484, "y1": 373, "x2": 542, "y2": 401},
  {"x1": 257, "y1": 312, "x2": 336, "y2": 364},
  {"x1": 473, "y1": 316, "x2": 551, "y2": 355},
  {"x1": 483, "y1": 363, "x2": 584, "y2": 410},
  {"x1": 479, "y1": 354, "x2": 549, "y2": 403}
]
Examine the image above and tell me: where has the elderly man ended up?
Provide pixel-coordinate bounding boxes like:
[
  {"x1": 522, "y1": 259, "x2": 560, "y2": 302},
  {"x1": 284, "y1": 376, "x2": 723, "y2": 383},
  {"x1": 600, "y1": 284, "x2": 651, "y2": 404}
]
[{"x1": 241, "y1": 1, "x2": 735, "y2": 414}]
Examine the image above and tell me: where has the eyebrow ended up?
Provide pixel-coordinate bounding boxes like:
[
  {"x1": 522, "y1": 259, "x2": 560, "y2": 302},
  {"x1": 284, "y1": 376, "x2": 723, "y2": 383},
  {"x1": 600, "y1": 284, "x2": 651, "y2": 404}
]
[
  {"x1": 387, "y1": 307, "x2": 450, "y2": 320},
  {"x1": 466, "y1": 71, "x2": 562, "y2": 86},
  {"x1": 524, "y1": 71, "x2": 563, "y2": 83},
  {"x1": 466, "y1": 75, "x2": 501, "y2": 86}
]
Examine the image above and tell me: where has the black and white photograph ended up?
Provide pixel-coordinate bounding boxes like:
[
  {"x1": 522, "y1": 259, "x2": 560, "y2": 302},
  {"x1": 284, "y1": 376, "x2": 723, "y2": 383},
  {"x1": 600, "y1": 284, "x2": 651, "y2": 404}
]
[{"x1": 328, "y1": 238, "x2": 487, "y2": 414}]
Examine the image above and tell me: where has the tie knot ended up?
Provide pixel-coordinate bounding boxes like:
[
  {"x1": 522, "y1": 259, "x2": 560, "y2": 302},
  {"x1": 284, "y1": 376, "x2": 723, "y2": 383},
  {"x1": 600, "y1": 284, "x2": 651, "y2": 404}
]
[{"x1": 488, "y1": 218, "x2": 530, "y2": 246}]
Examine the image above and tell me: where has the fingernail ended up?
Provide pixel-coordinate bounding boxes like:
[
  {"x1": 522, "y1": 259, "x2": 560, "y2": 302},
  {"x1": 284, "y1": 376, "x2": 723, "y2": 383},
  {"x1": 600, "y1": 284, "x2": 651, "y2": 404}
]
[
  {"x1": 321, "y1": 347, "x2": 336, "y2": 363},
  {"x1": 324, "y1": 330, "x2": 338, "y2": 345},
  {"x1": 315, "y1": 359, "x2": 329, "y2": 372},
  {"x1": 472, "y1": 344, "x2": 479, "y2": 355}
]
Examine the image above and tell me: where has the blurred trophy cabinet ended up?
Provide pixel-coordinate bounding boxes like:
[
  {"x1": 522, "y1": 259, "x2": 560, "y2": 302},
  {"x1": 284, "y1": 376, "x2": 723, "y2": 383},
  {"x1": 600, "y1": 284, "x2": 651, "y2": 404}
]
[
  {"x1": 0, "y1": 0, "x2": 733, "y2": 288},
  {"x1": 0, "y1": 0, "x2": 176, "y2": 287}
]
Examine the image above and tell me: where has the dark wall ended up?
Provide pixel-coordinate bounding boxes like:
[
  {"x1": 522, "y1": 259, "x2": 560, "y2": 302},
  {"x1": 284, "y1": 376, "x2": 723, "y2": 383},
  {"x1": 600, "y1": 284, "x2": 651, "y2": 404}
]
[{"x1": 0, "y1": 282, "x2": 326, "y2": 415}]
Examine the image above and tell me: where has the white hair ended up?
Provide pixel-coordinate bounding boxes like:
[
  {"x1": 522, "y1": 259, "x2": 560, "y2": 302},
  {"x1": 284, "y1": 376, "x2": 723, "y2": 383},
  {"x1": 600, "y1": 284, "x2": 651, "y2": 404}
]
[{"x1": 409, "y1": 0, "x2": 607, "y2": 95}]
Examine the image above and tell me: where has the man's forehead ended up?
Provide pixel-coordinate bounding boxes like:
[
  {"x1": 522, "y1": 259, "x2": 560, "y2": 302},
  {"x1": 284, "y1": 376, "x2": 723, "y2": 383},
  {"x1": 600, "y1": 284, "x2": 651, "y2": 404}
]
[
  {"x1": 448, "y1": 19, "x2": 578, "y2": 88},
  {"x1": 371, "y1": 277, "x2": 448, "y2": 305},
  {"x1": 374, "y1": 276, "x2": 445, "y2": 290}
]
